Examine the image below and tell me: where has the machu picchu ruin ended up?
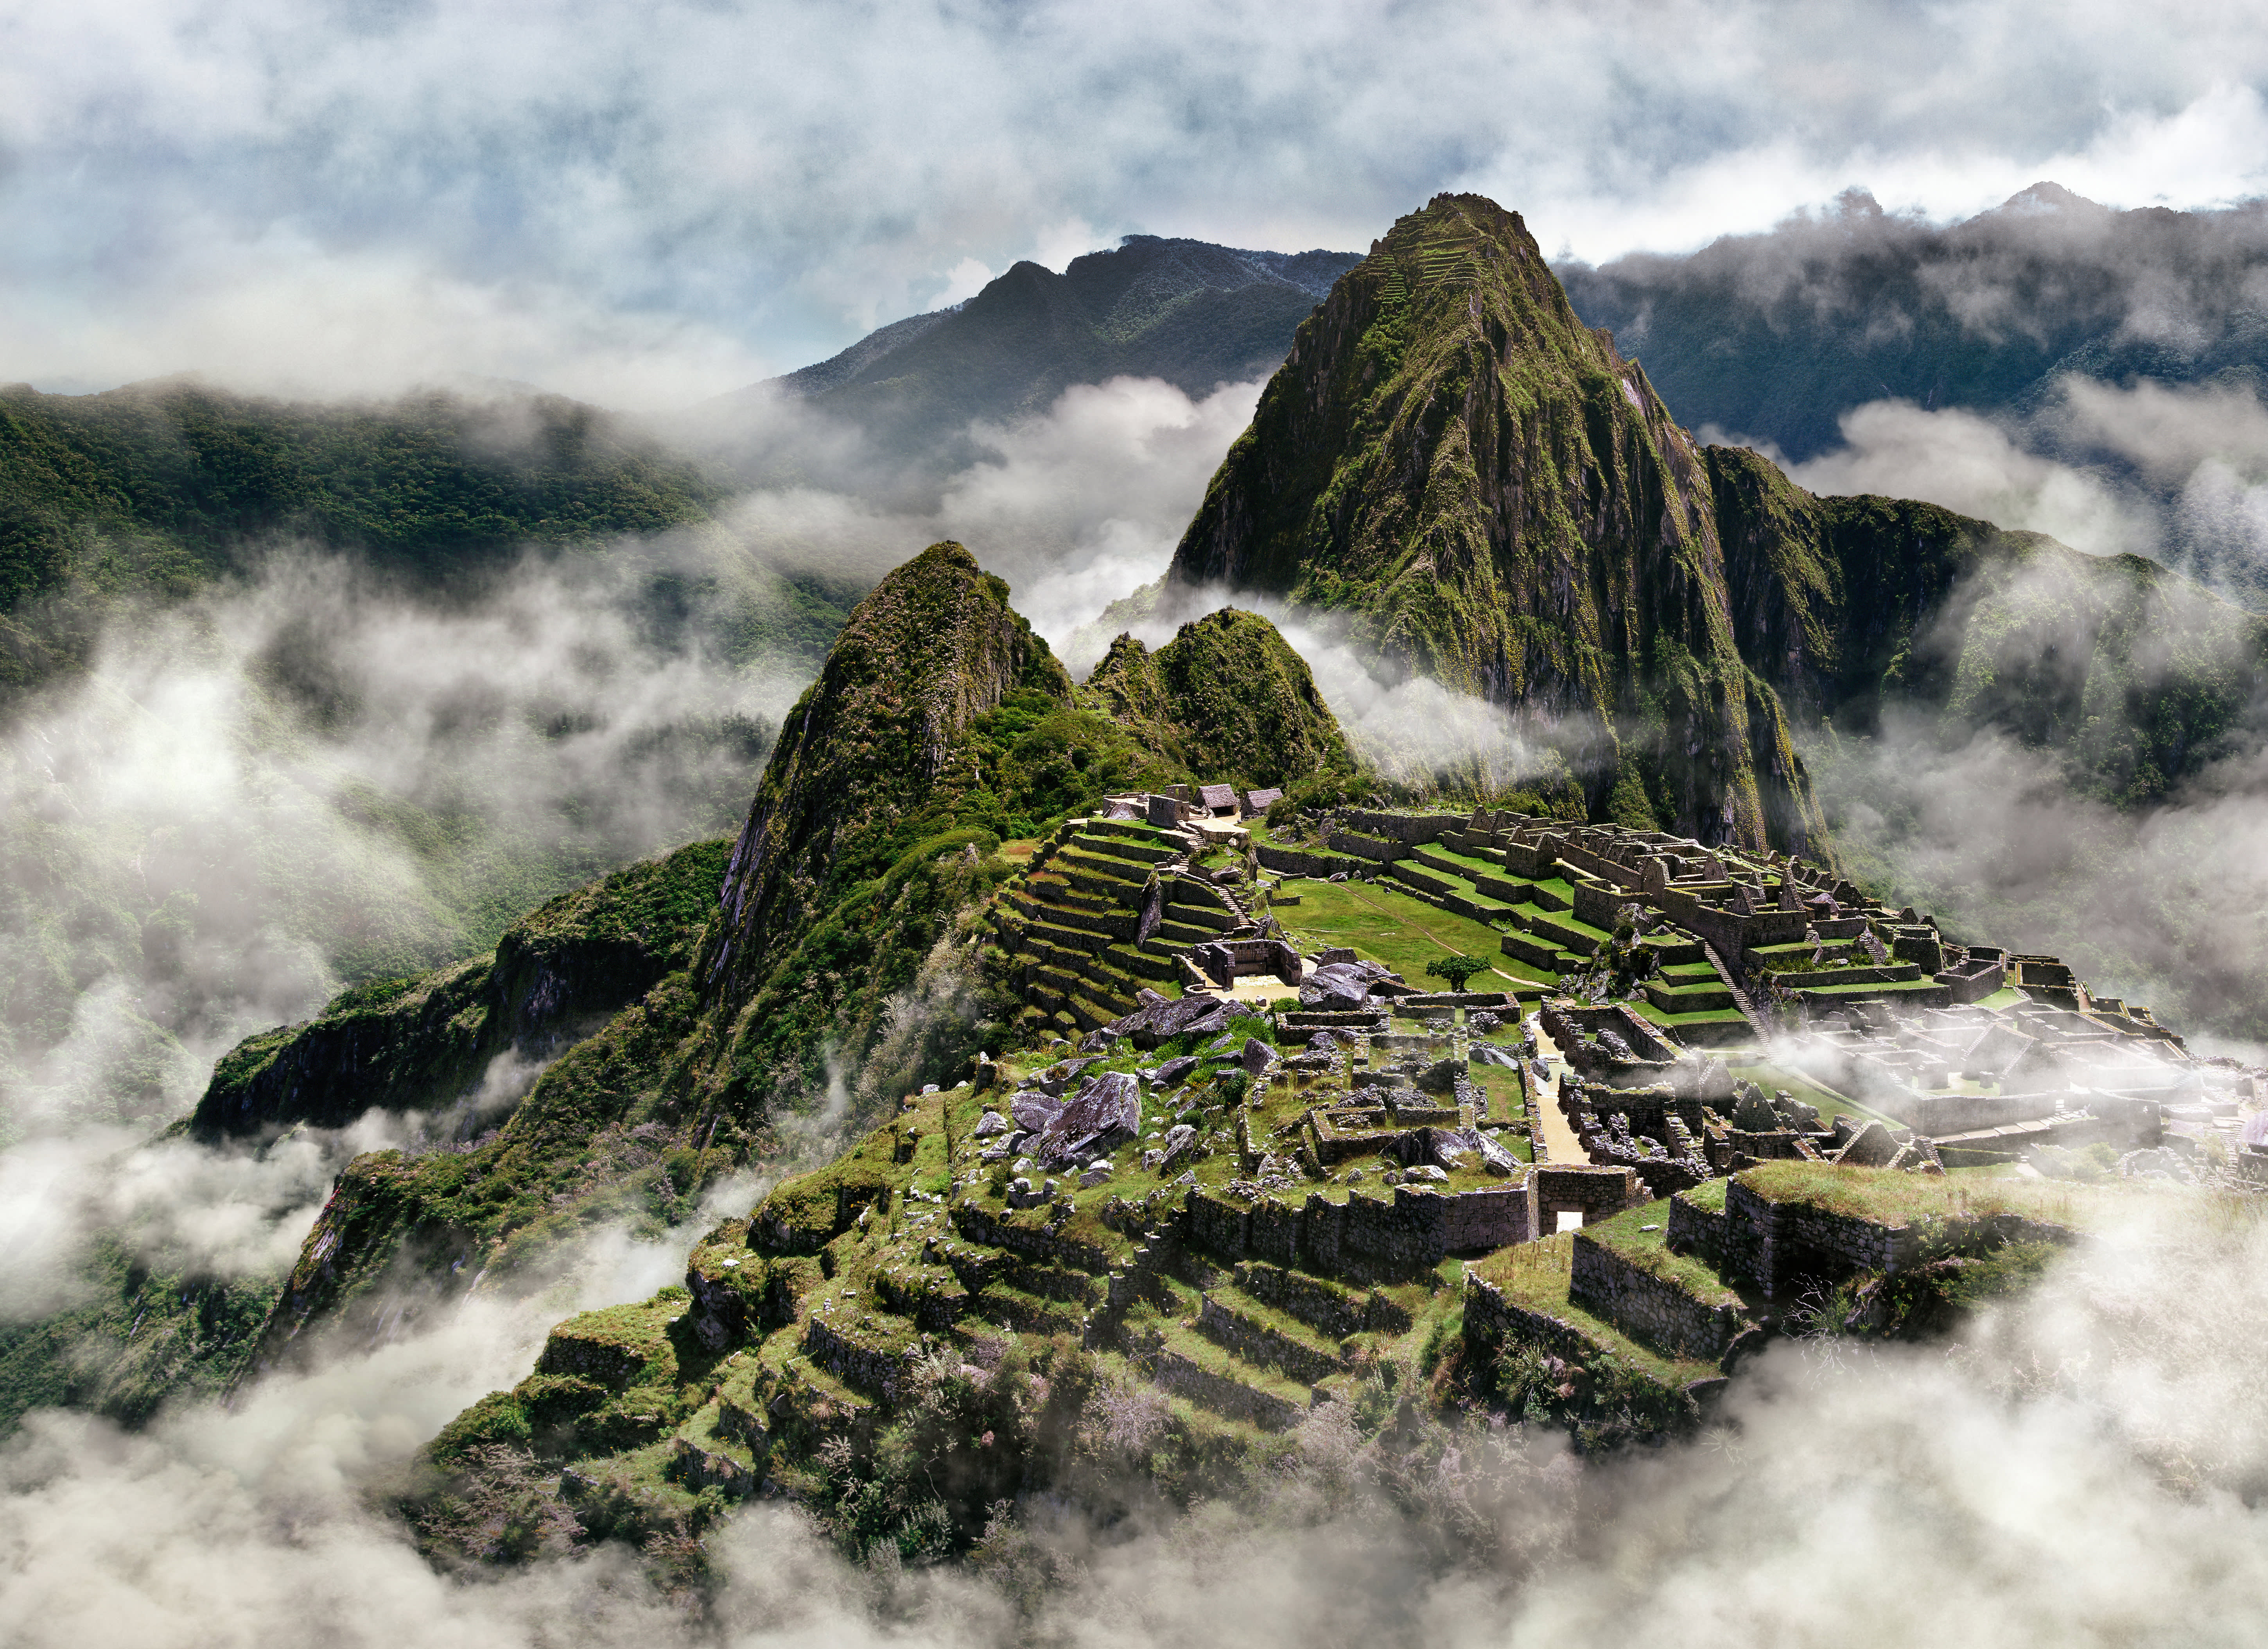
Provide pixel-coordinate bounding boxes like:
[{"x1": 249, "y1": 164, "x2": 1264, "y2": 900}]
[{"x1": 404, "y1": 785, "x2": 2266, "y2": 1559}]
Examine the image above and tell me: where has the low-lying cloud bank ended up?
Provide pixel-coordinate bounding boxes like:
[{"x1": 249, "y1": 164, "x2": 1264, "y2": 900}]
[
  {"x1": 5, "y1": 1195, "x2": 2266, "y2": 1646},
  {"x1": 0, "y1": 541, "x2": 806, "y2": 1143},
  {"x1": 1731, "y1": 375, "x2": 2268, "y2": 606}
]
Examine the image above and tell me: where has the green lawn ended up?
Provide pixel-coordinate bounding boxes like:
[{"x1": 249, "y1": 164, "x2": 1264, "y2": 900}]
[{"x1": 1270, "y1": 876, "x2": 1550, "y2": 991}]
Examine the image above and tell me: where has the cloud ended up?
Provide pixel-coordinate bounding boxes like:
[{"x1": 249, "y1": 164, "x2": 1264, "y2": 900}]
[
  {"x1": 1728, "y1": 374, "x2": 2268, "y2": 601},
  {"x1": 705, "y1": 375, "x2": 1263, "y2": 649},
  {"x1": 1809, "y1": 698, "x2": 2268, "y2": 1054},
  {"x1": 0, "y1": 537, "x2": 803, "y2": 1142},
  {"x1": 1768, "y1": 400, "x2": 2155, "y2": 558},
  {"x1": 8, "y1": 4, "x2": 2268, "y2": 401}
]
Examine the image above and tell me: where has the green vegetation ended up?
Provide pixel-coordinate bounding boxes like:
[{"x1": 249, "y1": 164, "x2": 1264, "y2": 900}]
[
  {"x1": 1271, "y1": 877, "x2": 1544, "y2": 991},
  {"x1": 1163, "y1": 192, "x2": 1825, "y2": 851},
  {"x1": 0, "y1": 379, "x2": 729, "y2": 699},
  {"x1": 1081, "y1": 608, "x2": 1353, "y2": 789},
  {"x1": 1425, "y1": 953, "x2": 1490, "y2": 992}
]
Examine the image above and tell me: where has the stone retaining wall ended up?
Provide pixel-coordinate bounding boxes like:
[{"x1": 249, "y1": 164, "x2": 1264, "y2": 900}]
[
  {"x1": 801, "y1": 1314, "x2": 912, "y2": 1401},
  {"x1": 1339, "y1": 810, "x2": 1459, "y2": 845},
  {"x1": 1461, "y1": 1272, "x2": 1594, "y2": 1361},
  {"x1": 1198, "y1": 1294, "x2": 1344, "y2": 1383},
  {"x1": 1152, "y1": 1350, "x2": 1304, "y2": 1431},
  {"x1": 952, "y1": 1201, "x2": 1112, "y2": 1271},
  {"x1": 1665, "y1": 1189, "x2": 1727, "y2": 1265},
  {"x1": 1568, "y1": 1235, "x2": 1744, "y2": 1359},
  {"x1": 1233, "y1": 1259, "x2": 1410, "y2": 1336},
  {"x1": 1326, "y1": 830, "x2": 1409, "y2": 864},
  {"x1": 1256, "y1": 844, "x2": 1367, "y2": 878}
]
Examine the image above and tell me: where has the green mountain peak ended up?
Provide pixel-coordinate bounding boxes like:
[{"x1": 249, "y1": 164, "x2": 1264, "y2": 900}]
[{"x1": 1166, "y1": 192, "x2": 1826, "y2": 853}]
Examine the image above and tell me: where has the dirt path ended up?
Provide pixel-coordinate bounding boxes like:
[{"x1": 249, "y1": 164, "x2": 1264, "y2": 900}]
[{"x1": 1523, "y1": 1013, "x2": 1586, "y2": 1167}]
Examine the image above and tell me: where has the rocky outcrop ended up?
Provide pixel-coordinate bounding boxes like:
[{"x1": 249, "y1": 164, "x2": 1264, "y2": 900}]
[
  {"x1": 1080, "y1": 607, "x2": 1351, "y2": 787},
  {"x1": 190, "y1": 838, "x2": 731, "y2": 1138}
]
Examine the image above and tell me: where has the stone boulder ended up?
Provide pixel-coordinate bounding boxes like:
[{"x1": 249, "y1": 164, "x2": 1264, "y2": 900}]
[
  {"x1": 1030, "y1": 1072, "x2": 1141, "y2": 1167},
  {"x1": 1241, "y1": 1038, "x2": 1279, "y2": 1079},
  {"x1": 1300, "y1": 960, "x2": 1386, "y2": 1011}
]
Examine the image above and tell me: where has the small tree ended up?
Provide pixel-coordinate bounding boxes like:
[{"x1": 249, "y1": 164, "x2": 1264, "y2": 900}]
[{"x1": 1428, "y1": 953, "x2": 1489, "y2": 993}]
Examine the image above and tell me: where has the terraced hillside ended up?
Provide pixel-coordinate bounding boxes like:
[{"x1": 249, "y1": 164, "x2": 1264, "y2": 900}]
[{"x1": 987, "y1": 814, "x2": 1253, "y2": 1034}]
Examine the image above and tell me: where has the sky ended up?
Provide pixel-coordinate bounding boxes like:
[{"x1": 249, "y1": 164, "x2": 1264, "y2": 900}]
[{"x1": 5, "y1": 0, "x2": 2268, "y2": 407}]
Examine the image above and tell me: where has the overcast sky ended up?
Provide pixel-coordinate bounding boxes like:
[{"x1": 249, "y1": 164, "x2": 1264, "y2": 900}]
[{"x1": 5, "y1": 0, "x2": 2268, "y2": 406}]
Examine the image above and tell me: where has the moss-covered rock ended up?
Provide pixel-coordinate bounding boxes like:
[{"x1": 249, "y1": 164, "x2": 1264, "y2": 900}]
[{"x1": 190, "y1": 837, "x2": 732, "y2": 1138}]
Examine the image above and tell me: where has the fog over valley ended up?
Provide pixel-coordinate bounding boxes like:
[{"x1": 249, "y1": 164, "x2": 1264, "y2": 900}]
[{"x1": 6, "y1": 3, "x2": 2268, "y2": 1644}]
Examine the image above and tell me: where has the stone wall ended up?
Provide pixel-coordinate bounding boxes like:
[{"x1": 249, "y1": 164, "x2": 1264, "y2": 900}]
[
  {"x1": 1531, "y1": 1164, "x2": 1645, "y2": 1225},
  {"x1": 1256, "y1": 844, "x2": 1367, "y2": 879},
  {"x1": 1664, "y1": 1189, "x2": 1727, "y2": 1265},
  {"x1": 1234, "y1": 1259, "x2": 1410, "y2": 1337},
  {"x1": 952, "y1": 1201, "x2": 1113, "y2": 1272},
  {"x1": 802, "y1": 1313, "x2": 913, "y2": 1401},
  {"x1": 1185, "y1": 1182, "x2": 1511, "y2": 1281},
  {"x1": 1326, "y1": 829, "x2": 1409, "y2": 864},
  {"x1": 1198, "y1": 1293, "x2": 1344, "y2": 1383},
  {"x1": 1151, "y1": 1349, "x2": 1304, "y2": 1431},
  {"x1": 1443, "y1": 1183, "x2": 1535, "y2": 1249},
  {"x1": 1568, "y1": 1235, "x2": 1745, "y2": 1359},
  {"x1": 1461, "y1": 1271, "x2": 1595, "y2": 1361},
  {"x1": 1339, "y1": 810, "x2": 1459, "y2": 845}
]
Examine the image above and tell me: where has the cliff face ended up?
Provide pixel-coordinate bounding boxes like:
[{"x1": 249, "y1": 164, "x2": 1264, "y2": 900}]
[
  {"x1": 1166, "y1": 193, "x2": 1824, "y2": 851},
  {"x1": 1079, "y1": 608, "x2": 1351, "y2": 787},
  {"x1": 190, "y1": 839, "x2": 731, "y2": 1138},
  {"x1": 704, "y1": 541, "x2": 1073, "y2": 1011},
  {"x1": 1707, "y1": 445, "x2": 2268, "y2": 801}
]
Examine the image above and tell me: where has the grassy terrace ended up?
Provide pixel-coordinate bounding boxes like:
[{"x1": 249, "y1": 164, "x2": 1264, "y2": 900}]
[
  {"x1": 1727, "y1": 1062, "x2": 1898, "y2": 1127},
  {"x1": 1733, "y1": 1160, "x2": 2163, "y2": 1230},
  {"x1": 1465, "y1": 1233, "x2": 1720, "y2": 1389},
  {"x1": 1629, "y1": 998, "x2": 1754, "y2": 1036},
  {"x1": 1580, "y1": 1199, "x2": 1746, "y2": 1310},
  {"x1": 1266, "y1": 876, "x2": 1556, "y2": 993}
]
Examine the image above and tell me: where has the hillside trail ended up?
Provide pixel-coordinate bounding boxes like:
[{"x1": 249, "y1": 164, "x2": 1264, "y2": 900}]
[{"x1": 1523, "y1": 1013, "x2": 1587, "y2": 1175}]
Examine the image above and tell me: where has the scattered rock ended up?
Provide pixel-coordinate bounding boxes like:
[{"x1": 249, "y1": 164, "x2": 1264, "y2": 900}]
[{"x1": 973, "y1": 1109, "x2": 1012, "y2": 1138}]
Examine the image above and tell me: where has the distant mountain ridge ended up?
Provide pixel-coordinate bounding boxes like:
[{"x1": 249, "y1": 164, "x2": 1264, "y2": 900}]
[
  {"x1": 699, "y1": 234, "x2": 1361, "y2": 482},
  {"x1": 1557, "y1": 182, "x2": 2268, "y2": 463}
]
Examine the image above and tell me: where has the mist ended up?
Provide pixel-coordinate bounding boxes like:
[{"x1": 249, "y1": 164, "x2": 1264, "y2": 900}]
[{"x1": 0, "y1": 538, "x2": 811, "y2": 1145}]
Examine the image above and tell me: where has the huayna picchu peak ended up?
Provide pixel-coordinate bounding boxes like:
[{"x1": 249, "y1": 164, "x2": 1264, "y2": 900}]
[
  {"x1": 1165, "y1": 194, "x2": 1828, "y2": 852},
  {"x1": 1159, "y1": 192, "x2": 2265, "y2": 857}
]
